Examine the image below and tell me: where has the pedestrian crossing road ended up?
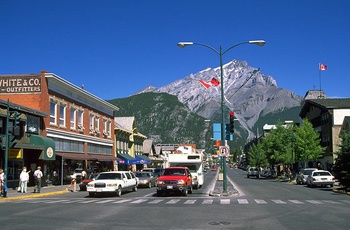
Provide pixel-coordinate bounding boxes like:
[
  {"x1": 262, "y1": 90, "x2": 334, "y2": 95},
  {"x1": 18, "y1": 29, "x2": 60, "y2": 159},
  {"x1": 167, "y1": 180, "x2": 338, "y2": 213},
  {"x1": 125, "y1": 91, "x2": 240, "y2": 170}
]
[{"x1": 8, "y1": 198, "x2": 350, "y2": 206}]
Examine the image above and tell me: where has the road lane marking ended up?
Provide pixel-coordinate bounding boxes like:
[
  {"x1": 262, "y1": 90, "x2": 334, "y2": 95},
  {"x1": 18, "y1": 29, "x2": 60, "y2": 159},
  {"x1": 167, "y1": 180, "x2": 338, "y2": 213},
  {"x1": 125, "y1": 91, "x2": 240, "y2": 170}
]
[
  {"x1": 254, "y1": 199, "x2": 267, "y2": 204},
  {"x1": 306, "y1": 200, "x2": 322, "y2": 204},
  {"x1": 237, "y1": 199, "x2": 248, "y2": 204},
  {"x1": 221, "y1": 199, "x2": 230, "y2": 204},
  {"x1": 148, "y1": 199, "x2": 164, "y2": 204},
  {"x1": 288, "y1": 200, "x2": 304, "y2": 204},
  {"x1": 113, "y1": 199, "x2": 132, "y2": 203},
  {"x1": 271, "y1": 200, "x2": 286, "y2": 204},
  {"x1": 131, "y1": 199, "x2": 148, "y2": 204},
  {"x1": 184, "y1": 199, "x2": 197, "y2": 204},
  {"x1": 166, "y1": 199, "x2": 180, "y2": 204},
  {"x1": 202, "y1": 199, "x2": 213, "y2": 204}
]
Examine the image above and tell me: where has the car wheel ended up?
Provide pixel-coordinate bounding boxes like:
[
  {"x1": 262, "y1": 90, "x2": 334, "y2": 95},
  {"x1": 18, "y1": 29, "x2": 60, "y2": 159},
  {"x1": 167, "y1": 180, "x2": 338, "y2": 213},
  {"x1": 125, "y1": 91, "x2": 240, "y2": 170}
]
[
  {"x1": 116, "y1": 186, "x2": 122, "y2": 197},
  {"x1": 148, "y1": 182, "x2": 152, "y2": 188},
  {"x1": 133, "y1": 185, "x2": 138, "y2": 192},
  {"x1": 157, "y1": 190, "x2": 162, "y2": 197},
  {"x1": 188, "y1": 185, "x2": 193, "y2": 194},
  {"x1": 89, "y1": 192, "x2": 95, "y2": 197},
  {"x1": 182, "y1": 188, "x2": 188, "y2": 196}
]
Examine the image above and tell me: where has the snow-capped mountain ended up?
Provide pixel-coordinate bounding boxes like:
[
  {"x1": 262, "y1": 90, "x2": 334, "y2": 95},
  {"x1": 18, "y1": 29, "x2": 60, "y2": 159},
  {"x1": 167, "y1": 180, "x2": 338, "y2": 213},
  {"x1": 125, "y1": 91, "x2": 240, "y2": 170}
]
[{"x1": 137, "y1": 60, "x2": 303, "y2": 141}]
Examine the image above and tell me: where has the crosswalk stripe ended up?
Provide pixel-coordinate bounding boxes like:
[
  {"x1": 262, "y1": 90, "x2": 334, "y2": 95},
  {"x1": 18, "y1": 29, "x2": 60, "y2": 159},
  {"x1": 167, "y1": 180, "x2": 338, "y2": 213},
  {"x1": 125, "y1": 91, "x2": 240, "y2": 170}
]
[
  {"x1": 79, "y1": 200, "x2": 98, "y2": 203},
  {"x1": 96, "y1": 199, "x2": 115, "y2": 204},
  {"x1": 113, "y1": 199, "x2": 132, "y2": 203},
  {"x1": 288, "y1": 200, "x2": 304, "y2": 204},
  {"x1": 220, "y1": 199, "x2": 230, "y2": 204},
  {"x1": 237, "y1": 199, "x2": 248, "y2": 204},
  {"x1": 254, "y1": 199, "x2": 267, "y2": 204},
  {"x1": 322, "y1": 200, "x2": 341, "y2": 204},
  {"x1": 184, "y1": 199, "x2": 197, "y2": 204},
  {"x1": 166, "y1": 199, "x2": 180, "y2": 204},
  {"x1": 131, "y1": 199, "x2": 148, "y2": 204},
  {"x1": 272, "y1": 200, "x2": 286, "y2": 204},
  {"x1": 306, "y1": 200, "x2": 323, "y2": 204},
  {"x1": 148, "y1": 199, "x2": 163, "y2": 204},
  {"x1": 202, "y1": 199, "x2": 213, "y2": 204}
]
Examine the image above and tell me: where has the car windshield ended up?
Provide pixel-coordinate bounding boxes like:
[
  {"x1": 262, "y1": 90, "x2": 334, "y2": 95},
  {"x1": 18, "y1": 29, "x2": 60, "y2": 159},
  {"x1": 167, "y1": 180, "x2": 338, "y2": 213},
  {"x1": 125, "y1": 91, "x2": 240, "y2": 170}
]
[
  {"x1": 303, "y1": 170, "x2": 314, "y2": 175},
  {"x1": 313, "y1": 171, "x2": 331, "y2": 176},
  {"x1": 96, "y1": 173, "x2": 121, "y2": 180},
  {"x1": 163, "y1": 169, "x2": 186, "y2": 176},
  {"x1": 136, "y1": 172, "x2": 150, "y2": 177}
]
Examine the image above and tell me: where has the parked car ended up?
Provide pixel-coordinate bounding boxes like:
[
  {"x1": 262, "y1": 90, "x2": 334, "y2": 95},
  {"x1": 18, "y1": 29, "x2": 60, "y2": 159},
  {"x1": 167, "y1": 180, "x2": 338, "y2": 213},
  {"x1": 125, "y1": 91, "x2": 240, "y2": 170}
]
[
  {"x1": 296, "y1": 168, "x2": 318, "y2": 185},
  {"x1": 86, "y1": 171, "x2": 138, "y2": 197},
  {"x1": 135, "y1": 172, "x2": 156, "y2": 188},
  {"x1": 306, "y1": 170, "x2": 335, "y2": 188},
  {"x1": 211, "y1": 166, "x2": 217, "y2": 171},
  {"x1": 247, "y1": 167, "x2": 259, "y2": 178},
  {"x1": 156, "y1": 167, "x2": 193, "y2": 196},
  {"x1": 79, "y1": 173, "x2": 96, "y2": 191}
]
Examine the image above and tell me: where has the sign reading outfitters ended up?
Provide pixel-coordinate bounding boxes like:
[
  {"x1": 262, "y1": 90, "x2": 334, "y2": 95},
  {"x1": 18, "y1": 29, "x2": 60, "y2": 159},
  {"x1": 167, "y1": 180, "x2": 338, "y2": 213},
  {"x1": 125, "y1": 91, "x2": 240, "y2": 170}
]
[{"x1": 0, "y1": 75, "x2": 41, "y2": 94}]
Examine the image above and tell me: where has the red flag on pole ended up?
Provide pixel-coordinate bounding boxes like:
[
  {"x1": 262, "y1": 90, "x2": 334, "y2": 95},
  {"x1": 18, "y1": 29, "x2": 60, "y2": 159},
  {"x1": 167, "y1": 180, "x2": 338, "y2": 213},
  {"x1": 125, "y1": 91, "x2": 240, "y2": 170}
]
[
  {"x1": 319, "y1": 63, "x2": 327, "y2": 71},
  {"x1": 210, "y1": 77, "x2": 220, "y2": 86},
  {"x1": 198, "y1": 80, "x2": 211, "y2": 89}
]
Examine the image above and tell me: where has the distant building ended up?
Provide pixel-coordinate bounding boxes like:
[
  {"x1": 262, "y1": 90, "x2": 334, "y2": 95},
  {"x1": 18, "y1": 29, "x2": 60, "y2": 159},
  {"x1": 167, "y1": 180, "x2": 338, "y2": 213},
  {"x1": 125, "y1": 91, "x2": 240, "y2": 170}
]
[{"x1": 300, "y1": 97, "x2": 350, "y2": 170}]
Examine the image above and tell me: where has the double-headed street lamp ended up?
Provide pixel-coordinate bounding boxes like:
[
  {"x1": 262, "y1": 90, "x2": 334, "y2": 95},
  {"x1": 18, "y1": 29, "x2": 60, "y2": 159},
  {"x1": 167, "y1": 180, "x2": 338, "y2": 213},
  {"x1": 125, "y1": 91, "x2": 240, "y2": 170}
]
[{"x1": 177, "y1": 40, "x2": 265, "y2": 194}]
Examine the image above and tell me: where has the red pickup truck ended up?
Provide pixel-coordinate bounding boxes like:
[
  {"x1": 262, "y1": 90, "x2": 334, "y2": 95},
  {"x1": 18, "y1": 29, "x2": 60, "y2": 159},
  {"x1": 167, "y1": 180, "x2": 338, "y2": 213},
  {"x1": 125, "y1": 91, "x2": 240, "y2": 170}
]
[{"x1": 156, "y1": 167, "x2": 193, "y2": 196}]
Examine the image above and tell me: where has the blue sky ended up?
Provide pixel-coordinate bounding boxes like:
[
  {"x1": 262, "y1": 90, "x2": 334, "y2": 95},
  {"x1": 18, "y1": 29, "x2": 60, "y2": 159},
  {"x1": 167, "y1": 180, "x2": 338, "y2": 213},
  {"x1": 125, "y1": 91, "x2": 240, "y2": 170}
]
[{"x1": 1, "y1": 1, "x2": 349, "y2": 100}]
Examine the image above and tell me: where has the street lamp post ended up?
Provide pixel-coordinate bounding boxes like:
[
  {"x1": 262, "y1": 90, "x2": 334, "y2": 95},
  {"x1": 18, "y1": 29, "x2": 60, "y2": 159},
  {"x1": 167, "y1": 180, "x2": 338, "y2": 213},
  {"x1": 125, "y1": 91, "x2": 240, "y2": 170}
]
[{"x1": 177, "y1": 40, "x2": 265, "y2": 193}]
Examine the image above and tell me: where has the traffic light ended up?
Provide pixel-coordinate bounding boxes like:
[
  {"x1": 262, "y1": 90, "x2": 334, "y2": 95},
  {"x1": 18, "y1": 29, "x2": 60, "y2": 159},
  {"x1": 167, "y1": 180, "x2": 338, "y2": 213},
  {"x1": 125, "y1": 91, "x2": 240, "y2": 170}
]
[
  {"x1": 7, "y1": 134, "x2": 16, "y2": 148},
  {"x1": 225, "y1": 124, "x2": 231, "y2": 140},
  {"x1": 13, "y1": 111, "x2": 21, "y2": 126},
  {"x1": 229, "y1": 111, "x2": 234, "y2": 133}
]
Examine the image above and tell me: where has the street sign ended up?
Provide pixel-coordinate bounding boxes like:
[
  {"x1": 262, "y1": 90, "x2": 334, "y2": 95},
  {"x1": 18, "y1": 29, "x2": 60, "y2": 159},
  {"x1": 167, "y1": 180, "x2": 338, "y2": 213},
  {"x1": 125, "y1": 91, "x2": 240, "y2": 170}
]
[{"x1": 219, "y1": 146, "x2": 230, "y2": 157}]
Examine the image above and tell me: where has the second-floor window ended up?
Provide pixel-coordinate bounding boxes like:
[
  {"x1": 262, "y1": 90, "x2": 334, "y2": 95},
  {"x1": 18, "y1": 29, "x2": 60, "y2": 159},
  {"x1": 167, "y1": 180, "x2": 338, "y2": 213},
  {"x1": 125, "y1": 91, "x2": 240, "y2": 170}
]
[
  {"x1": 59, "y1": 103, "x2": 66, "y2": 128},
  {"x1": 50, "y1": 100, "x2": 57, "y2": 125},
  {"x1": 70, "y1": 107, "x2": 76, "y2": 130}
]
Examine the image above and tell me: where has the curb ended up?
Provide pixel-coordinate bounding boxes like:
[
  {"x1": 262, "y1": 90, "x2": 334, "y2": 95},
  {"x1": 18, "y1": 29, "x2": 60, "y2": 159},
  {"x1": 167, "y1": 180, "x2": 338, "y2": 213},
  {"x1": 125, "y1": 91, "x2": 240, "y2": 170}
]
[{"x1": 0, "y1": 190, "x2": 69, "y2": 202}]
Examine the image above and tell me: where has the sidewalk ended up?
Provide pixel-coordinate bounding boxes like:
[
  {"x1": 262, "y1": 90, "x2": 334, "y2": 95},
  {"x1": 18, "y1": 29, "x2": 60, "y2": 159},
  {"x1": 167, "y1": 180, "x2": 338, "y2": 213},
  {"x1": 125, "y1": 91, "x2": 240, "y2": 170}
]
[{"x1": 1, "y1": 185, "x2": 69, "y2": 202}]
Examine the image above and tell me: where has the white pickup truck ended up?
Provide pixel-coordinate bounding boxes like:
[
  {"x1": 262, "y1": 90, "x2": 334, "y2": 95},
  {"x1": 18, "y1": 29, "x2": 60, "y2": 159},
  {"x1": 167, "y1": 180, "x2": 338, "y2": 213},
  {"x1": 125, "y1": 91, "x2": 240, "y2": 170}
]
[{"x1": 87, "y1": 171, "x2": 138, "y2": 197}]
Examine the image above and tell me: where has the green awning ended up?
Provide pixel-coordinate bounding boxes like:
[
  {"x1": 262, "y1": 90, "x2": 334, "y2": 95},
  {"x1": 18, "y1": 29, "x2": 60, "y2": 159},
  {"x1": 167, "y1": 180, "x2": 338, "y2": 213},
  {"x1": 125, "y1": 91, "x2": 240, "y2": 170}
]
[{"x1": 30, "y1": 135, "x2": 55, "y2": 161}]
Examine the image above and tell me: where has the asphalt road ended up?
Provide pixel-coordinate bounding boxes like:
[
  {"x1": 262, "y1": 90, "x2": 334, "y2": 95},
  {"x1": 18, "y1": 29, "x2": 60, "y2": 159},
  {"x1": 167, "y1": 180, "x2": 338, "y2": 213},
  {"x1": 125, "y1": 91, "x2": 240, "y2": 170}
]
[{"x1": 1, "y1": 168, "x2": 350, "y2": 230}]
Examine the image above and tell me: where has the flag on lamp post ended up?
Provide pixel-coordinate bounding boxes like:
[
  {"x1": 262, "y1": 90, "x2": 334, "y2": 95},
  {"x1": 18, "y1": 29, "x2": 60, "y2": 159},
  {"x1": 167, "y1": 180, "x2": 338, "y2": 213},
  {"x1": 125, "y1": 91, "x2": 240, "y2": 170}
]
[
  {"x1": 319, "y1": 63, "x2": 327, "y2": 71},
  {"x1": 198, "y1": 77, "x2": 220, "y2": 89}
]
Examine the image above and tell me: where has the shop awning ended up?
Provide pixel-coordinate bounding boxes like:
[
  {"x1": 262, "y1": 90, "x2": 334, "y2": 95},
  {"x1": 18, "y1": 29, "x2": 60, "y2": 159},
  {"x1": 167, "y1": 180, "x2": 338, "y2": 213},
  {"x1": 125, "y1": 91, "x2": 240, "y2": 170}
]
[
  {"x1": 135, "y1": 155, "x2": 151, "y2": 164},
  {"x1": 88, "y1": 154, "x2": 119, "y2": 162},
  {"x1": 30, "y1": 135, "x2": 55, "y2": 161},
  {"x1": 117, "y1": 153, "x2": 138, "y2": 164},
  {"x1": 56, "y1": 152, "x2": 96, "y2": 160}
]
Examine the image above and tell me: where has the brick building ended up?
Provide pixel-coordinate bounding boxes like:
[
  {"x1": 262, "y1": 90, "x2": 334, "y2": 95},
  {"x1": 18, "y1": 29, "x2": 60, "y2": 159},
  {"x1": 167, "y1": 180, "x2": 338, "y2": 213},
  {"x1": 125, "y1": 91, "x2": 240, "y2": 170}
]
[{"x1": 0, "y1": 71, "x2": 119, "y2": 186}]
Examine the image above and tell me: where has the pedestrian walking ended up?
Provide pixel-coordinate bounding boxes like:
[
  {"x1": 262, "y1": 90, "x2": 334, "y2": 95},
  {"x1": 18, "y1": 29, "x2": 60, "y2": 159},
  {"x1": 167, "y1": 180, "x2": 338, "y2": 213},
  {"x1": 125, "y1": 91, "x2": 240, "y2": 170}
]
[
  {"x1": 66, "y1": 172, "x2": 77, "y2": 192},
  {"x1": 33, "y1": 166, "x2": 43, "y2": 193},
  {"x1": 19, "y1": 167, "x2": 30, "y2": 193},
  {"x1": 0, "y1": 168, "x2": 4, "y2": 196}
]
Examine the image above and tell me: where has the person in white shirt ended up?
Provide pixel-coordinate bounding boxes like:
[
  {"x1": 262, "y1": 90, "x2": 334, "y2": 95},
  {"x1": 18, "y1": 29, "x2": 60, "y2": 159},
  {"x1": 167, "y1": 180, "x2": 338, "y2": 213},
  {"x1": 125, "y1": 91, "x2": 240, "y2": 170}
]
[
  {"x1": 66, "y1": 172, "x2": 77, "y2": 192},
  {"x1": 20, "y1": 167, "x2": 30, "y2": 193},
  {"x1": 0, "y1": 168, "x2": 4, "y2": 196},
  {"x1": 33, "y1": 166, "x2": 43, "y2": 193}
]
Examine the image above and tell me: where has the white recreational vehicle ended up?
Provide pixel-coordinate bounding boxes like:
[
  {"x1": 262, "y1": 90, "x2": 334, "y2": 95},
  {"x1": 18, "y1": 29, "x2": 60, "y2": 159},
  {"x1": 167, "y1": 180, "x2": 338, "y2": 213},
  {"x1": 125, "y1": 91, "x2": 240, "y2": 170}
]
[{"x1": 166, "y1": 146, "x2": 204, "y2": 189}]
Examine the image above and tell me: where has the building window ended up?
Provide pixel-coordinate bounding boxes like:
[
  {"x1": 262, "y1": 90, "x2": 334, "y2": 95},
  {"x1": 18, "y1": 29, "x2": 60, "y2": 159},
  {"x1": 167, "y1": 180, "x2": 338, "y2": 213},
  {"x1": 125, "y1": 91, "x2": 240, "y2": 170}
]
[
  {"x1": 70, "y1": 107, "x2": 76, "y2": 130},
  {"x1": 87, "y1": 143, "x2": 112, "y2": 155},
  {"x1": 103, "y1": 119, "x2": 111, "y2": 137},
  {"x1": 59, "y1": 103, "x2": 66, "y2": 128},
  {"x1": 50, "y1": 100, "x2": 57, "y2": 125}
]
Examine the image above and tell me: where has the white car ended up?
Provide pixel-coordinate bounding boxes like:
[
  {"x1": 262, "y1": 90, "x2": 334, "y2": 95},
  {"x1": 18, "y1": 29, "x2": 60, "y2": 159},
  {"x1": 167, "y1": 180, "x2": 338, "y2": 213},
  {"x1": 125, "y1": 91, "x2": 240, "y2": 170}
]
[
  {"x1": 87, "y1": 171, "x2": 138, "y2": 197},
  {"x1": 306, "y1": 170, "x2": 335, "y2": 188}
]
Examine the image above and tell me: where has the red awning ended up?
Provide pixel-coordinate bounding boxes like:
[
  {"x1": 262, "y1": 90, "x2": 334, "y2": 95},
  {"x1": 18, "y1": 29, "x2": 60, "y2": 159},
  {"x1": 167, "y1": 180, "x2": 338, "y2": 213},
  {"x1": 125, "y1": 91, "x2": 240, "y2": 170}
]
[
  {"x1": 56, "y1": 152, "x2": 96, "y2": 160},
  {"x1": 88, "y1": 154, "x2": 119, "y2": 162}
]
